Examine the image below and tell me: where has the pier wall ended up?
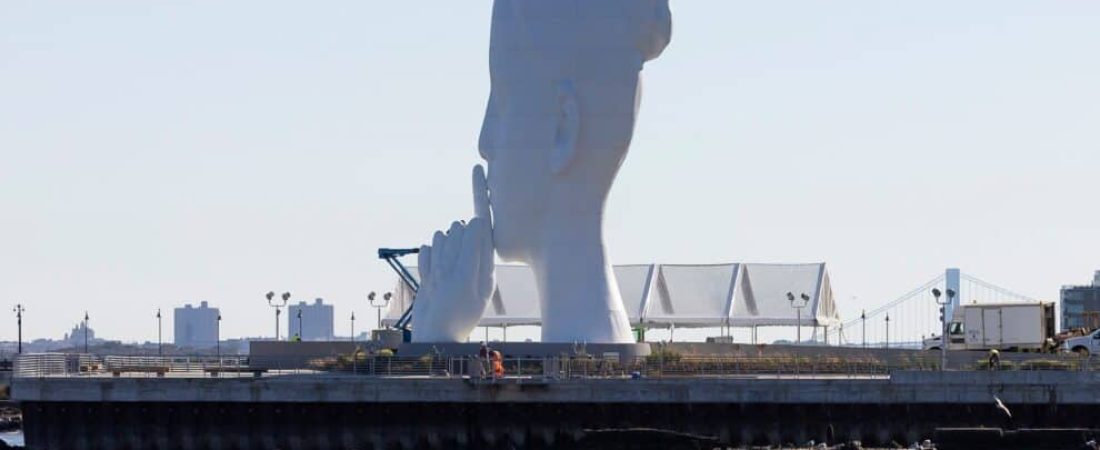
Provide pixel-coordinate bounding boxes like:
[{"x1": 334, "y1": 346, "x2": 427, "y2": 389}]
[
  {"x1": 14, "y1": 372, "x2": 1100, "y2": 449},
  {"x1": 21, "y1": 400, "x2": 1098, "y2": 450}
]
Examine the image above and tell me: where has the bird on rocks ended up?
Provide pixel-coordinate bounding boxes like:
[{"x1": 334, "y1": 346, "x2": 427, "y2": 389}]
[{"x1": 994, "y1": 394, "x2": 1012, "y2": 418}]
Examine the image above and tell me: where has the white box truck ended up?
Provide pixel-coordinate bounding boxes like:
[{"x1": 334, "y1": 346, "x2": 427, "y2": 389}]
[{"x1": 922, "y1": 302, "x2": 1056, "y2": 352}]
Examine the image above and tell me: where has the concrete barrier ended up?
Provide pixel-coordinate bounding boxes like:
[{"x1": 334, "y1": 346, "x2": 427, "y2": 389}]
[{"x1": 247, "y1": 341, "x2": 361, "y2": 369}]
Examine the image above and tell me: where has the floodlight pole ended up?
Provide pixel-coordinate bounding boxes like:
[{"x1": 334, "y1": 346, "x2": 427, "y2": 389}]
[
  {"x1": 788, "y1": 292, "x2": 810, "y2": 344},
  {"x1": 946, "y1": 290, "x2": 955, "y2": 366},
  {"x1": 267, "y1": 291, "x2": 290, "y2": 341},
  {"x1": 932, "y1": 288, "x2": 955, "y2": 371},
  {"x1": 369, "y1": 292, "x2": 391, "y2": 331},
  {"x1": 796, "y1": 308, "x2": 801, "y2": 343}
]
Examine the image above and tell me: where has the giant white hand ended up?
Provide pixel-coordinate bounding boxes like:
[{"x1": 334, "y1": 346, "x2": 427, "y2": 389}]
[{"x1": 410, "y1": 165, "x2": 495, "y2": 342}]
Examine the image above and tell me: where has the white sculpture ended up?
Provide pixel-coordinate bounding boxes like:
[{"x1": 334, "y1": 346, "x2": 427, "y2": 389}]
[
  {"x1": 410, "y1": 166, "x2": 495, "y2": 342},
  {"x1": 412, "y1": 0, "x2": 672, "y2": 343}
]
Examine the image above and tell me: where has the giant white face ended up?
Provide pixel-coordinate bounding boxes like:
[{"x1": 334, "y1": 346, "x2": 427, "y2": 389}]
[{"x1": 478, "y1": 0, "x2": 672, "y2": 262}]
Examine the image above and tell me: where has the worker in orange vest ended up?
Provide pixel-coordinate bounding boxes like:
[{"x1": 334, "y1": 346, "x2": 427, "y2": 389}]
[{"x1": 491, "y1": 350, "x2": 504, "y2": 378}]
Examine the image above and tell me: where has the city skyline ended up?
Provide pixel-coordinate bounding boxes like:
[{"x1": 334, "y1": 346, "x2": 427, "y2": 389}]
[{"x1": 2, "y1": 1, "x2": 1099, "y2": 342}]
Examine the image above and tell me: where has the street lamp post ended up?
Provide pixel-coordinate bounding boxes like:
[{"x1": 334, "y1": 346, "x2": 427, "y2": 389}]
[
  {"x1": 885, "y1": 314, "x2": 890, "y2": 349},
  {"x1": 156, "y1": 308, "x2": 163, "y2": 356},
  {"x1": 932, "y1": 288, "x2": 956, "y2": 371},
  {"x1": 216, "y1": 313, "x2": 222, "y2": 362},
  {"x1": 297, "y1": 308, "x2": 303, "y2": 341},
  {"x1": 787, "y1": 292, "x2": 810, "y2": 344},
  {"x1": 13, "y1": 304, "x2": 25, "y2": 354},
  {"x1": 861, "y1": 310, "x2": 867, "y2": 348},
  {"x1": 83, "y1": 311, "x2": 90, "y2": 354},
  {"x1": 369, "y1": 292, "x2": 392, "y2": 331},
  {"x1": 266, "y1": 291, "x2": 290, "y2": 341}
]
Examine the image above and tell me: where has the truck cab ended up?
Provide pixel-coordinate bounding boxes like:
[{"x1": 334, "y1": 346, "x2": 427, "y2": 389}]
[
  {"x1": 1063, "y1": 329, "x2": 1100, "y2": 356},
  {"x1": 922, "y1": 321, "x2": 966, "y2": 351}
]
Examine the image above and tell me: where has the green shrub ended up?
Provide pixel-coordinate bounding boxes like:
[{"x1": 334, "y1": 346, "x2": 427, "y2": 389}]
[
  {"x1": 1019, "y1": 359, "x2": 1073, "y2": 370},
  {"x1": 975, "y1": 359, "x2": 1017, "y2": 370},
  {"x1": 645, "y1": 348, "x2": 682, "y2": 364}
]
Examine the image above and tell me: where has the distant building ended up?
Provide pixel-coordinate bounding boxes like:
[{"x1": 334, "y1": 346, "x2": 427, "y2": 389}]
[
  {"x1": 1061, "y1": 271, "x2": 1100, "y2": 331},
  {"x1": 288, "y1": 298, "x2": 334, "y2": 341},
  {"x1": 63, "y1": 322, "x2": 97, "y2": 347},
  {"x1": 174, "y1": 301, "x2": 220, "y2": 349}
]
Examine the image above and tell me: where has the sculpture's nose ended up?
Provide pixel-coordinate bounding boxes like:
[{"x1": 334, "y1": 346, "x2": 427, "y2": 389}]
[{"x1": 478, "y1": 99, "x2": 499, "y2": 162}]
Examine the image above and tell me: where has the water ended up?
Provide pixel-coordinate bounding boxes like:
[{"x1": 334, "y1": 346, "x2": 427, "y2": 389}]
[{"x1": 0, "y1": 431, "x2": 23, "y2": 447}]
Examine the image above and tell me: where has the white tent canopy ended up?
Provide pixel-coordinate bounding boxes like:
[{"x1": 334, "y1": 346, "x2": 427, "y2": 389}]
[
  {"x1": 385, "y1": 263, "x2": 840, "y2": 329},
  {"x1": 644, "y1": 263, "x2": 739, "y2": 327}
]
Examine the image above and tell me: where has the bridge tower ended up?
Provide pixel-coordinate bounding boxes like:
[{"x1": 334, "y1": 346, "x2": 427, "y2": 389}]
[{"x1": 945, "y1": 268, "x2": 961, "y2": 320}]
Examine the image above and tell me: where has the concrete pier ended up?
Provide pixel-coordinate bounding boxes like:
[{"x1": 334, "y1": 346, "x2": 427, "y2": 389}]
[
  {"x1": 15, "y1": 371, "x2": 1100, "y2": 405},
  {"x1": 13, "y1": 371, "x2": 1100, "y2": 449}
]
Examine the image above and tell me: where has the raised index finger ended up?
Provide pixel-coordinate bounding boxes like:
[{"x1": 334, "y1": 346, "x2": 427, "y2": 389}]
[{"x1": 472, "y1": 164, "x2": 491, "y2": 224}]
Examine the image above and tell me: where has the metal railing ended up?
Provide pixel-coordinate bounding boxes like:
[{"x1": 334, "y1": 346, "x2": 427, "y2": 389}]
[
  {"x1": 14, "y1": 353, "x2": 251, "y2": 378},
  {"x1": 13, "y1": 351, "x2": 1100, "y2": 379}
]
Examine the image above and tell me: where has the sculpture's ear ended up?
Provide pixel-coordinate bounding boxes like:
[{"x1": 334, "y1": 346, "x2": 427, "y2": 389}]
[{"x1": 550, "y1": 80, "x2": 580, "y2": 175}]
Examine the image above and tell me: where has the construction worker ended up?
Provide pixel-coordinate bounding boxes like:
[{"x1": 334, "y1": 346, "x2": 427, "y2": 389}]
[
  {"x1": 987, "y1": 349, "x2": 1001, "y2": 370},
  {"x1": 491, "y1": 350, "x2": 504, "y2": 378},
  {"x1": 292, "y1": 333, "x2": 302, "y2": 343},
  {"x1": 478, "y1": 342, "x2": 490, "y2": 378}
]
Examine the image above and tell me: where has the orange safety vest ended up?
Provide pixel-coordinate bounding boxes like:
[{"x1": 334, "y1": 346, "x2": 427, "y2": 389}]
[{"x1": 491, "y1": 352, "x2": 504, "y2": 377}]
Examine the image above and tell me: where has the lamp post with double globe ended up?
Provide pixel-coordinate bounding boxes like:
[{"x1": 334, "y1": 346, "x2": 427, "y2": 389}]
[{"x1": 787, "y1": 292, "x2": 810, "y2": 344}]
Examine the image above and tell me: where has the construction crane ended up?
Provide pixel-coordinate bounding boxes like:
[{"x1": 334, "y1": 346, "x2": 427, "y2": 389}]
[{"x1": 377, "y1": 247, "x2": 419, "y2": 342}]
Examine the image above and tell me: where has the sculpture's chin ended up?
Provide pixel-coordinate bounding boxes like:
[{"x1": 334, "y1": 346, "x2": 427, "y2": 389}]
[
  {"x1": 487, "y1": 223, "x2": 532, "y2": 263},
  {"x1": 493, "y1": 246, "x2": 525, "y2": 264},
  {"x1": 491, "y1": 238, "x2": 533, "y2": 264}
]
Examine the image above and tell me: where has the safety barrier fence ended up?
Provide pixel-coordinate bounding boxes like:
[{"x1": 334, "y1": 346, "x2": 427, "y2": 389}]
[
  {"x1": 13, "y1": 352, "x2": 1100, "y2": 379},
  {"x1": 13, "y1": 353, "x2": 250, "y2": 378}
]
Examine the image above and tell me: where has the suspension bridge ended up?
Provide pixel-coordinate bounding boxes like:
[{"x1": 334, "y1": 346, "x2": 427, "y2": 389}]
[{"x1": 822, "y1": 268, "x2": 1041, "y2": 349}]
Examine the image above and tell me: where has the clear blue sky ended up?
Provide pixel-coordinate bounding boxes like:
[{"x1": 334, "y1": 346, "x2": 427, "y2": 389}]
[{"x1": 2, "y1": 1, "x2": 1098, "y2": 343}]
